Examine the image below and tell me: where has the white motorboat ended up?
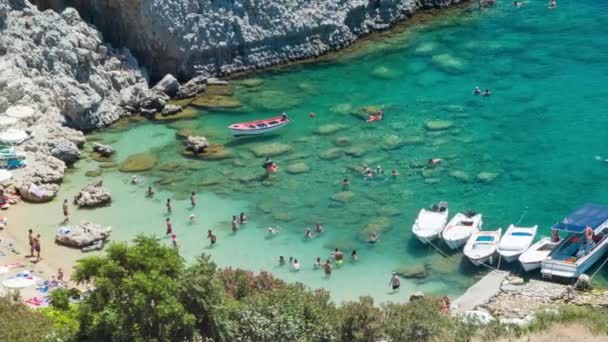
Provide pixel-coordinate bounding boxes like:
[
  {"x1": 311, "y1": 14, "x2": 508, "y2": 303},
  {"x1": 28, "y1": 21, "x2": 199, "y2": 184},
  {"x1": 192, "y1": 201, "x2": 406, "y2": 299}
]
[
  {"x1": 518, "y1": 237, "x2": 558, "y2": 272},
  {"x1": 497, "y1": 224, "x2": 538, "y2": 263},
  {"x1": 412, "y1": 201, "x2": 448, "y2": 244},
  {"x1": 442, "y1": 211, "x2": 483, "y2": 250},
  {"x1": 541, "y1": 204, "x2": 608, "y2": 279},
  {"x1": 463, "y1": 228, "x2": 502, "y2": 266}
]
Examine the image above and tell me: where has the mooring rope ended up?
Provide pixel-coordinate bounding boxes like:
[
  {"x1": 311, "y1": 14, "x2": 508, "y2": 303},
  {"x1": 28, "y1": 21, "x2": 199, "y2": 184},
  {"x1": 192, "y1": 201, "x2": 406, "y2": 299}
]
[{"x1": 590, "y1": 255, "x2": 608, "y2": 280}]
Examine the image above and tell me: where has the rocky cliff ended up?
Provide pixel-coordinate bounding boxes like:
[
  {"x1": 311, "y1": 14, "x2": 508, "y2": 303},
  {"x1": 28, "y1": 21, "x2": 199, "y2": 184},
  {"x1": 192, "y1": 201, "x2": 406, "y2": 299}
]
[
  {"x1": 0, "y1": 0, "x2": 148, "y2": 200},
  {"x1": 36, "y1": 0, "x2": 465, "y2": 80}
]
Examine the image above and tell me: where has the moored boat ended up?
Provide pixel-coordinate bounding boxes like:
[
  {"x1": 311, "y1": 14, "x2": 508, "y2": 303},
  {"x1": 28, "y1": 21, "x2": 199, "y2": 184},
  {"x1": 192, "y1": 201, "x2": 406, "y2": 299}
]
[
  {"x1": 497, "y1": 224, "x2": 538, "y2": 263},
  {"x1": 519, "y1": 237, "x2": 558, "y2": 272},
  {"x1": 412, "y1": 201, "x2": 448, "y2": 244},
  {"x1": 442, "y1": 210, "x2": 483, "y2": 250},
  {"x1": 228, "y1": 114, "x2": 289, "y2": 136},
  {"x1": 463, "y1": 228, "x2": 502, "y2": 266},
  {"x1": 541, "y1": 204, "x2": 608, "y2": 279}
]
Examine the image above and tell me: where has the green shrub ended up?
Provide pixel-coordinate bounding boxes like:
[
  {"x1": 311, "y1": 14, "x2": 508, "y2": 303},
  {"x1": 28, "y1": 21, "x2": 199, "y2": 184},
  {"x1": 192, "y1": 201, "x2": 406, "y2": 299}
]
[
  {"x1": 0, "y1": 295, "x2": 54, "y2": 342},
  {"x1": 337, "y1": 296, "x2": 384, "y2": 342}
]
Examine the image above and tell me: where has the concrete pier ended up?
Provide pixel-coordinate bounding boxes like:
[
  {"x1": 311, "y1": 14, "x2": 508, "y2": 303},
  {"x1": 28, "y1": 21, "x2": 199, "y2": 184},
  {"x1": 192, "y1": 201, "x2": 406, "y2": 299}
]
[{"x1": 452, "y1": 270, "x2": 508, "y2": 313}]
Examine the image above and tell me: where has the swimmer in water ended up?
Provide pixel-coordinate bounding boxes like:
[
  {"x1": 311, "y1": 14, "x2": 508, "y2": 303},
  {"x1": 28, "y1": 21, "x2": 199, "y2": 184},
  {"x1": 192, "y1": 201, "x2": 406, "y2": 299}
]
[
  {"x1": 190, "y1": 192, "x2": 196, "y2": 208},
  {"x1": 323, "y1": 259, "x2": 332, "y2": 276},
  {"x1": 428, "y1": 158, "x2": 442, "y2": 167},
  {"x1": 166, "y1": 199, "x2": 172, "y2": 214},
  {"x1": 342, "y1": 178, "x2": 351, "y2": 190},
  {"x1": 548, "y1": 0, "x2": 556, "y2": 8},
  {"x1": 332, "y1": 248, "x2": 343, "y2": 262},
  {"x1": 315, "y1": 223, "x2": 324, "y2": 234},
  {"x1": 268, "y1": 226, "x2": 279, "y2": 235},
  {"x1": 291, "y1": 259, "x2": 301, "y2": 271},
  {"x1": 365, "y1": 170, "x2": 373, "y2": 180},
  {"x1": 165, "y1": 217, "x2": 173, "y2": 235},
  {"x1": 390, "y1": 272, "x2": 401, "y2": 292},
  {"x1": 131, "y1": 175, "x2": 140, "y2": 184},
  {"x1": 482, "y1": 89, "x2": 492, "y2": 96},
  {"x1": 207, "y1": 230, "x2": 217, "y2": 247},
  {"x1": 473, "y1": 86, "x2": 481, "y2": 95},
  {"x1": 368, "y1": 232, "x2": 379, "y2": 244},
  {"x1": 376, "y1": 165, "x2": 383, "y2": 174},
  {"x1": 391, "y1": 169, "x2": 400, "y2": 177},
  {"x1": 239, "y1": 212, "x2": 247, "y2": 224},
  {"x1": 351, "y1": 250, "x2": 358, "y2": 262},
  {"x1": 231, "y1": 216, "x2": 238, "y2": 232},
  {"x1": 188, "y1": 214, "x2": 195, "y2": 223},
  {"x1": 362, "y1": 164, "x2": 370, "y2": 174},
  {"x1": 146, "y1": 186, "x2": 155, "y2": 198},
  {"x1": 514, "y1": 1, "x2": 524, "y2": 6},
  {"x1": 305, "y1": 228, "x2": 313, "y2": 239},
  {"x1": 314, "y1": 257, "x2": 322, "y2": 269},
  {"x1": 171, "y1": 234, "x2": 179, "y2": 249},
  {"x1": 279, "y1": 256, "x2": 285, "y2": 266}
]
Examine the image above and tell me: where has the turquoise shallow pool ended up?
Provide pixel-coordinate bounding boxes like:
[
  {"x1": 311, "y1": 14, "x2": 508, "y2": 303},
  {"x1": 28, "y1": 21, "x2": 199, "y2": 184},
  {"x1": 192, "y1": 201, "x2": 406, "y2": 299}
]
[{"x1": 22, "y1": 0, "x2": 608, "y2": 302}]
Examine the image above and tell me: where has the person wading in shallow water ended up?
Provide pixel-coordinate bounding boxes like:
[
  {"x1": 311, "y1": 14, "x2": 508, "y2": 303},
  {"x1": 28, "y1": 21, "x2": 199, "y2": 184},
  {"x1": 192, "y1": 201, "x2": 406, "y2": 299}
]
[
  {"x1": 207, "y1": 230, "x2": 217, "y2": 247},
  {"x1": 62, "y1": 199, "x2": 69, "y2": 223},
  {"x1": 323, "y1": 259, "x2": 332, "y2": 277},
  {"x1": 166, "y1": 198, "x2": 172, "y2": 214},
  {"x1": 389, "y1": 272, "x2": 401, "y2": 292}
]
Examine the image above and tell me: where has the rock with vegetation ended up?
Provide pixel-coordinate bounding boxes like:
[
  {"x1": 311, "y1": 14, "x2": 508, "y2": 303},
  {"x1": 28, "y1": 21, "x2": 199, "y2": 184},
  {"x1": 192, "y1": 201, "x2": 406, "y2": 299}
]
[{"x1": 191, "y1": 94, "x2": 241, "y2": 109}]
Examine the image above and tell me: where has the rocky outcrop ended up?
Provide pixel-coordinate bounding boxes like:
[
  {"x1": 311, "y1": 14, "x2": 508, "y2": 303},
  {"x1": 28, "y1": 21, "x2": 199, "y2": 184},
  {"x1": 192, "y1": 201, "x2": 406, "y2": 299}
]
[
  {"x1": 92, "y1": 142, "x2": 114, "y2": 157},
  {"x1": 73, "y1": 180, "x2": 111, "y2": 207},
  {"x1": 56, "y1": 221, "x2": 112, "y2": 247},
  {"x1": 36, "y1": 0, "x2": 466, "y2": 80},
  {"x1": 185, "y1": 136, "x2": 209, "y2": 154},
  {"x1": 0, "y1": 0, "x2": 147, "y2": 130}
]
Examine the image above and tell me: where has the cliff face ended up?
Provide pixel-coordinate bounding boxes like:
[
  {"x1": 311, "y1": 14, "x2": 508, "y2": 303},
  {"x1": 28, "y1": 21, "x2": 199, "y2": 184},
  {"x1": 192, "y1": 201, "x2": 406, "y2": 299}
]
[{"x1": 36, "y1": 0, "x2": 465, "y2": 80}]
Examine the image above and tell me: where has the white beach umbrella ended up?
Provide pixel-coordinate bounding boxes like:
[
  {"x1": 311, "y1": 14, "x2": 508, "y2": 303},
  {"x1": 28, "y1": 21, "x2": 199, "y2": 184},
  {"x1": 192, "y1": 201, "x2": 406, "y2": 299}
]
[
  {"x1": 5, "y1": 105, "x2": 35, "y2": 120},
  {"x1": 0, "y1": 128, "x2": 28, "y2": 144},
  {"x1": 2, "y1": 277, "x2": 36, "y2": 289},
  {"x1": 0, "y1": 116, "x2": 18, "y2": 128},
  {"x1": 0, "y1": 170, "x2": 12, "y2": 183}
]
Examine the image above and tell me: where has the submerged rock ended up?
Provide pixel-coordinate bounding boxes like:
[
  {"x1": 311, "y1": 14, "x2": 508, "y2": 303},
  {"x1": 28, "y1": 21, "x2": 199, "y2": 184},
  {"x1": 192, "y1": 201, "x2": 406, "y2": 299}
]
[
  {"x1": 449, "y1": 170, "x2": 471, "y2": 183},
  {"x1": 358, "y1": 216, "x2": 392, "y2": 241},
  {"x1": 249, "y1": 143, "x2": 291, "y2": 157},
  {"x1": 286, "y1": 162, "x2": 310, "y2": 175},
  {"x1": 431, "y1": 54, "x2": 465, "y2": 72},
  {"x1": 331, "y1": 191, "x2": 354, "y2": 203},
  {"x1": 395, "y1": 264, "x2": 428, "y2": 279},
  {"x1": 315, "y1": 124, "x2": 348, "y2": 135},
  {"x1": 119, "y1": 153, "x2": 158, "y2": 172},
  {"x1": 191, "y1": 94, "x2": 241, "y2": 109},
  {"x1": 330, "y1": 103, "x2": 354, "y2": 115},
  {"x1": 73, "y1": 180, "x2": 111, "y2": 208},
  {"x1": 183, "y1": 144, "x2": 231, "y2": 160},
  {"x1": 425, "y1": 120, "x2": 454, "y2": 131},
  {"x1": 154, "y1": 107, "x2": 199, "y2": 121},
  {"x1": 370, "y1": 66, "x2": 400, "y2": 79},
  {"x1": 333, "y1": 136, "x2": 352, "y2": 147},
  {"x1": 238, "y1": 78, "x2": 265, "y2": 88},
  {"x1": 319, "y1": 148, "x2": 343, "y2": 160},
  {"x1": 85, "y1": 170, "x2": 102, "y2": 178},
  {"x1": 383, "y1": 135, "x2": 403, "y2": 150},
  {"x1": 344, "y1": 146, "x2": 367, "y2": 158},
  {"x1": 247, "y1": 90, "x2": 301, "y2": 111},
  {"x1": 476, "y1": 172, "x2": 499, "y2": 184}
]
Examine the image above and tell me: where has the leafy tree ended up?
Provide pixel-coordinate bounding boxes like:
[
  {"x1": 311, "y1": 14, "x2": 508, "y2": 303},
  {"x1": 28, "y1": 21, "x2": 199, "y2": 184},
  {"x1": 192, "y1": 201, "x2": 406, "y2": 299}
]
[
  {"x1": 218, "y1": 267, "x2": 285, "y2": 300},
  {"x1": 234, "y1": 284, "x2": 337, "y2": 342},
  {"x1": 72, "y1": 235, "x2": 196, "y2": 341},
  {"x1": 49, "y1": 288, "x2": 70, "y2": 311},
  {"x1": 381, "y1": 298, "x2": 471, "y2": 342},
  {"x1": 337, "y1": 296, "x2": 384, "y2": 342},
  {"x1": 179, "y1": 255, "x2": 235, "y2": 341},
  {"x1": 0, "y1": 295, "x2": 54, "y2": 342}
]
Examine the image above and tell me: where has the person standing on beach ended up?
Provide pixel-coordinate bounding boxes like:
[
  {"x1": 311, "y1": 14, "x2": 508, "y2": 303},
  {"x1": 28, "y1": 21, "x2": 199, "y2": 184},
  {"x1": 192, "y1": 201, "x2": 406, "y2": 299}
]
[
  {"x1": 166, "y1": 199, "x2": 172, "y2": 214},
  {"x1": 28, "y1": 229, "x2": 34, "y2": 257},
  {"x1": 33, "y1": 234, "x2": 41, "y2": 263},
  {"x1": 190, "y1": 192, "x2": 196, "y2": 208},
  {"x1": 389, "y1": 272, "x2": 401, "y2": 292},
  {"x1": 62, "y1": 199, "x2": 69, "y2": 223}
]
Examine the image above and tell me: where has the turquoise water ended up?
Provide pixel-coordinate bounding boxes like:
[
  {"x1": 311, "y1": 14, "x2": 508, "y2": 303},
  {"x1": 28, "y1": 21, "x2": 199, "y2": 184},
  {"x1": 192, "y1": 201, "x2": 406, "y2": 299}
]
[{"x1": 19, "y1": 0, "x2": 608, "y2": 302}]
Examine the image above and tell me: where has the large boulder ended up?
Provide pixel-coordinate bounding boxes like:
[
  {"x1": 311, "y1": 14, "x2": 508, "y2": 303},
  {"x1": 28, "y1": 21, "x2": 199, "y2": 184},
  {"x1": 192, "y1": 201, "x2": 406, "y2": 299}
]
[
  {"x1": 92, "y1": 142, "x2": 114, "y2": 157},
  {"x1": 18, "y1": 182, "x2": 60, "y2": 203},
  {"x1": 153, "y1": 74, "x2": 180, "y2": 97},
  {"x1": 56, "y1": 221, "x2": 112, "y2": 247},
  {"x1": 73, "y1": 180, "x2": 111, "y2": 208},
  {"x1": 185, "y1": 136, "x2": 209, "y2": 154},
  {"x1": 49, "y1": 138, "x2": 81, "y2": 165},
  {"x1": 176, "y1": 75, "x2": 207, "y2": 99}
]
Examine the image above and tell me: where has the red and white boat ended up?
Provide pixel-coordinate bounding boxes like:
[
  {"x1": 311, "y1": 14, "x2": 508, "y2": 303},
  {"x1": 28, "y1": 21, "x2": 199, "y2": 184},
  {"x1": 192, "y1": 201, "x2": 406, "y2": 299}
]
[{"x1": 228, "y1": 114, "x2": 290, "y2": 136}]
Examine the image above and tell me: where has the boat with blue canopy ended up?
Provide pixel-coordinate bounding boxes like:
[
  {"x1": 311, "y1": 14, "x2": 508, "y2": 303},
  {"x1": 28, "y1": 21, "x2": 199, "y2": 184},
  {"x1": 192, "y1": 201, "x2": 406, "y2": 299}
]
[{"x1": 541, "y1": 204, "x2": 608, "y2": 279}]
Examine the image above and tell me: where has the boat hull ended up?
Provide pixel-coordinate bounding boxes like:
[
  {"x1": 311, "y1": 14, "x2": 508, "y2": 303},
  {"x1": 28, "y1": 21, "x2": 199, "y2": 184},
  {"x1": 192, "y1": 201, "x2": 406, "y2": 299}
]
[
  {"x1": 521, "y1": 260, "x2": 542, "y2": 272},
  {"x1": 444, "y1": 237, "x2": 470, "y2": 250},
  {"x1": 413, "y1": 231, "x2": 439, "y2": 244},
  {"x1": 468, "y1": 255, "x2": 495, "y2": 267},
  {"x1": 230, "y1": 123, "x2": 287, "y2": 136},
  {"x1": 499, "y1": 253, "x2": 520, "y2": 263}
]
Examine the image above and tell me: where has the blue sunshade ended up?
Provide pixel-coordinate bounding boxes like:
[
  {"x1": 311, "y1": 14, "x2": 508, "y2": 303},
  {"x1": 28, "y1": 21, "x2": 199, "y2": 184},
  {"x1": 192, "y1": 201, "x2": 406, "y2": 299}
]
[{"x1": 552, "y1": 203, "x2": 608, "y2": 233}]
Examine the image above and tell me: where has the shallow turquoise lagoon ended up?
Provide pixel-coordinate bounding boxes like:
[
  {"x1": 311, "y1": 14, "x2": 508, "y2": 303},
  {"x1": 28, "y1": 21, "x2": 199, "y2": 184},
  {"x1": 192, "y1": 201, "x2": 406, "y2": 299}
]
[{"x1": 28, "y1": 0, "x2": 608, "y2": 302}]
